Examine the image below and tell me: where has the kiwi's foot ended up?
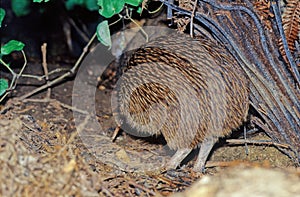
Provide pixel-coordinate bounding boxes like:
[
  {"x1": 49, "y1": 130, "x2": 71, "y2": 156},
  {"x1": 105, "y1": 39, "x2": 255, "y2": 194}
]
[{"x1": 165, "y1": 148, "x2": 192, "y2": 170}]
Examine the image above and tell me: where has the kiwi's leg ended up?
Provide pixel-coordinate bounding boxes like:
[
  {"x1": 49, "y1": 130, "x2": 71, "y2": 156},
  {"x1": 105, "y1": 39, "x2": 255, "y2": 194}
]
[{"x1": 193, "y1": 136, "x2": 218, "y2": 172}]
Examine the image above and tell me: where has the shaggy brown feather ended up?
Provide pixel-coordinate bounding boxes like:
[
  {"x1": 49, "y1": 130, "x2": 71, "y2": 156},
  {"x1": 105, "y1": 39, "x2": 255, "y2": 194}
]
[{"x1": 115, "y1": 34, "x2": 249, "y2": 171}]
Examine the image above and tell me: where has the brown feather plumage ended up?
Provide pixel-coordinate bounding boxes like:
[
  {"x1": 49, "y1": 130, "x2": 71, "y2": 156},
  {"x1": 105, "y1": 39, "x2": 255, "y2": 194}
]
[{"x1": 115, "y1": 34, "x2": 249, "y2": 171}]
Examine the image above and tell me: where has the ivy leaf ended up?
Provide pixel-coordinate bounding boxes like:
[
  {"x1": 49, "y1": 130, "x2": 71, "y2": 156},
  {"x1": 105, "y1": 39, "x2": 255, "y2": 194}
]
[
  {"x1": 66, "y1": 0, "x2": 98, "y2": 11},
  {"x1": 0, "y1": 79, "x2": 8, "y2": 97},
  {"x1": 98, "y1": 0, "x2": 125, "y2": 18},
  {"x1": 33, "y1": 0, "x2": 51, "y2": 2},
  {"x1": 11, "y1": 0, "x2": 31, "y2": 17},
  {"x1": 0, "y1": 8, "x2": 5, "y2": 28},
  {"x1": 1, "y1": 40, "x2": 25, "y2": 56},
  {"x1": 125, "y1": 0, "x2": 143, "y2": 7},
  {"x1": 136, "y1": 6, "x2": 142, "y2": 14},
  {"x1": 85, "y1": 0, "x2": 98, "y2": 11},
  {"x1": 96, "y1": 20, "x2": 111, "y2": 49}
]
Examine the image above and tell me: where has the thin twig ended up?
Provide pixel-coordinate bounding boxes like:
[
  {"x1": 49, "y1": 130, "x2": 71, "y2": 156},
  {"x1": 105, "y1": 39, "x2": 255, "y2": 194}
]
[
  {"x1": 41, "y1": 43, "x2": 51, "y2": 100},
  {"x1": 21, "y1": 68, "x2": 70, "y2": 80},
  {"x1": 205, "y1": 160, "x2": 258, "y2": 168},
  {"x1": 22, "y1": 121, "x2": 41, "y2": 133},
  {"x1": 112, "y1": 125, "x2": 121, "y2": 142},
  {"x1": 190, "y1": 0, "x2": 199, "y2": 37},
  {"x1": 226, "y1": 139, "x2": 290, "y2": 149},
  {"x1": 66, "y1": 16, "x2": 89, "y2": 42},
  {"x1": 243, "y1": 126, "x2": 249, "y2": 155},
  {"x1": 18, "y1": 71, "x2": 71, "y2": 100},
  {"x1": 70, "y1": 33, "x2": 97, "y2": 74},
  {"x1": 0, "y1": 92, "x2": 9, "y2": 103}
]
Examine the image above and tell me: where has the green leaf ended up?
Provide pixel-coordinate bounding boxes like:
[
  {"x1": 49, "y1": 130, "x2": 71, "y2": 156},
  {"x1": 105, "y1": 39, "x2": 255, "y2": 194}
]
[
  {"x1": 96, "y1": 20, "x2": 111, "y2": 49},
  {"x1": 65, "y1": 0, "x2": 98, "y2": 11},
  {"x1": 65, "y1": 0, "x2": 83, "y2": 10},
  {"x1": 85, "y1": 0, "x2": 98, "y2": 11},
  {"x1": 98, "y1": 0, "x2": 125, "y2": 18},
  {"x1": 33, "y1": 0, "x2": 51, "y2": 2},
  {"x1": 0, "y1": 8, "x2": 5, "y2": 28},
  {"x1": 136, "y1": 6, "x2": 142, "y2": 14},
  {"x1": 1, "y1": 40, "x2": 25, "y2": 55},
  {"x1": 125, "y1": 0, "x2": 143, "y2": 7},
  {"x1": 0, "y1": 79, "x2": 8, "y2": 97},
  {"x1": 11, "y1": 0, "x2": 31, "y2": 17}
]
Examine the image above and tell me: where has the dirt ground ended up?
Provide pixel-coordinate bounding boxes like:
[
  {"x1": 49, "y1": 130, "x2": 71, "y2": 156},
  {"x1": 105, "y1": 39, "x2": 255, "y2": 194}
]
[{"x1": 0, "y1": 59, "x2": 299, "y2": 196}]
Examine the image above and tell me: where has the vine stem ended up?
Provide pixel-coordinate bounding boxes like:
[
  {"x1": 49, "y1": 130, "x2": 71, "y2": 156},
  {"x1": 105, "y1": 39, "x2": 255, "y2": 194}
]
[
  {"x1": 13, "y1": 50, "x2": 28, "y2": 89},
  {"x1": 124, "y1": 7, "x2": 149, "y2": 42},
  {"x1": 0, "y1": 50, "x2": 28, "y2": 102},
  {"x1": 0, "y1": 58, "x2": 16, "y2": 77}
]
